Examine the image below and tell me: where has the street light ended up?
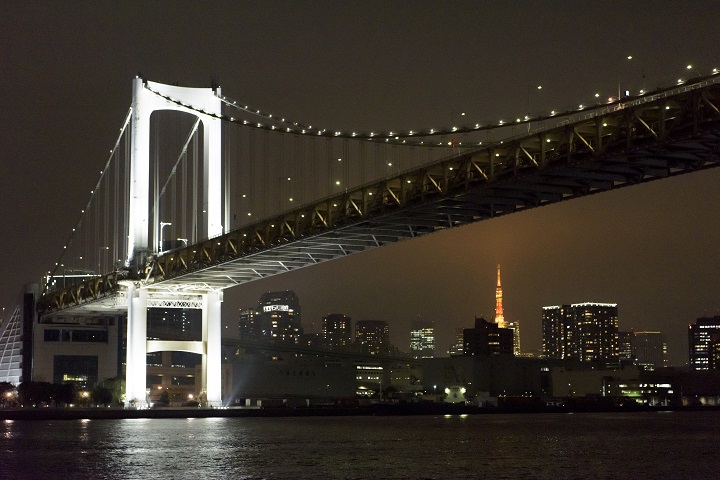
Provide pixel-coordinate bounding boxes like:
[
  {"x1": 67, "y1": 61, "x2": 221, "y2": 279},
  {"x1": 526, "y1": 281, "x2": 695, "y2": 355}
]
[
  {"x1": 159, "y1": 222, "x2": 172, "y2": 254},
  {"x1": 527, "y1": 85, "x2": 542, "y2": 131},
  {"x1": 618, "y1": 55, "x2": 633, "y2": 101}
]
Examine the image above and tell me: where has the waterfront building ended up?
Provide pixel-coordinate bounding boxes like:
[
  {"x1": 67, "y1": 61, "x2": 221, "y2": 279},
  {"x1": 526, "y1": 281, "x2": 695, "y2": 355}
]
[
  {"x1": 463, "y1": 317, "x2": 514, "y2": 356},
  {"x1": 355, "y1": 320, "x2": 390, "y2": 355},
  {"x1": 542, "y1": 303, "x2": 619, "y2": 364},
  {"x1": 688, "y1": 316, "x2": 720, "y2": 370},
  {"x1": 34, "y1": 314, "x2": 121, "y2": 389},
  {"x1": 322, "y1": 313, "x2": 352, "y2": 349},
  {"x1": 356, "y1": 364, "x2": 384, "y2": 397},
  {"x1": 423, "y1": 355, "x2": 557, "y2": 398},
  {"x1": 0, "y1": 306, "x2": 23, "y2": 385},
  {"x1": 409, "y1": 320, "x2": 435, "y2": 358}
]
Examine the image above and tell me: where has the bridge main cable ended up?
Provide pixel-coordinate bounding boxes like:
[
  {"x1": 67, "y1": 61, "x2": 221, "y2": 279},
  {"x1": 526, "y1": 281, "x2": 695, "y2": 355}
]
[{"x1": 144, "y1": 72, "x2": 720, "y2": 147}]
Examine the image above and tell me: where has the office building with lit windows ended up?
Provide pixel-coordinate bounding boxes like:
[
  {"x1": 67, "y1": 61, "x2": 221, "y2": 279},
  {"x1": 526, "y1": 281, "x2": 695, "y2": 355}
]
[
  {"x1": 619, "y1": 331, "x2": 634, "y2": 362},
  {"x1": 448, "y1": 329, "x2": 465, "y2": 356},
  {"x1": 688, "y1": 316, "x2": 720, "y2": 370},
  {"x1": 355, "y1": 320, "x2": 390, "y2": 355},
  {"x1": 542, "y1": 303, "x2": 619, "y2": 364},
  {"x1": 238, "y1": 307, "x2": 261, "y2": 340},
  {"x1": 542, "y1": 305, "x2": 575, "y2": 360},
  {"x1": 410, "y1": 321, "x2": 435, "y2": 358},
  {"x1": 257, "y1": 291, "x2": 302, "y2": 345},
  {"x1": 322, "y1": 314, "x2": 352, "y2": 349}
]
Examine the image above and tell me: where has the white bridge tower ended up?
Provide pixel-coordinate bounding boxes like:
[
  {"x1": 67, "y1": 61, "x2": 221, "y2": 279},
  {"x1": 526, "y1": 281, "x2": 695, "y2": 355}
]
[{"x1": 124, "y1": 78, "x2": 223, "y2": 408}]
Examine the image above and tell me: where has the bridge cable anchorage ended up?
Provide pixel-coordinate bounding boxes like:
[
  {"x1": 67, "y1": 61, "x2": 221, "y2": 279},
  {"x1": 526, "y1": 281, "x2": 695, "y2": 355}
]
[{"x1": 144, "y1": 72, "x2": 720, "y2": 148}]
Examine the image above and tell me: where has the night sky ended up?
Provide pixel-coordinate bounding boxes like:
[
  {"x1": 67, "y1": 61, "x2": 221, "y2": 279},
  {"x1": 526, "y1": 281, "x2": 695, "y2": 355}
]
[{"x1": 2, "y1": 1, "x2": 720, "y2": 365}]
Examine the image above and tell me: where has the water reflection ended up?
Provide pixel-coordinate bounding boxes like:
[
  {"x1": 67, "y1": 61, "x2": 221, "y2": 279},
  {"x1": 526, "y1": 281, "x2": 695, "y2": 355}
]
[{"x1": 1, "y1": 413, "x2": 719, "y2": 479}]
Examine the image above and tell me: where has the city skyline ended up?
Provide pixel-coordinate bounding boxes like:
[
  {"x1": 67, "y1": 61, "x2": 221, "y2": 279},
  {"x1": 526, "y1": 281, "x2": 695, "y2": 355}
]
[{"x1": 2, "y1": 3, "x2": 720, "y2": 368}]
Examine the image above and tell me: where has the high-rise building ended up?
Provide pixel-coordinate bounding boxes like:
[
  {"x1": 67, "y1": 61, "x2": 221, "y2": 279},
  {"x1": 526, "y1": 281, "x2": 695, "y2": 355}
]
[
  {"x1": 355, "y1": 320, "x2": 390, "y2": 355},
  {"x1": 574, "y1": 303, "x2": 619, "y2": 363},
  {"x1": 448, "y1": 329, "x2": 465, "y2": 356},
  {"x1": 542, "y1": 303, "x2": 619, "y2": 364},
  {"x1": 463, "y1": 317, "x2": 514, "y2": 356},
  {"x1": 238, "y1": 307, "x2": 261, "y2": 341},
  {"x1": 257, "y1": 291, "x2": 302, "y2": 344},
  {"x1": 618, "y1": 331, "x2": 635, "y2": 362},
  {"x1": 542, "y1": 305, "x2": 575, "y2": 360},
  {"x1": 508, "y1": 320, "x2": 521, "y2": 356},
  {"x1": 322, "y1": 313, "x2": 352, "y2": 349},
  {"x1": 632, "y1": 332, "x2": 666, "y2": 370},
  {"x1": 688, "y1": 316, "x2": 720, "y2": 370},
  {"x1": 410, "y1": 321, "x2": 435, "y2": 358}
]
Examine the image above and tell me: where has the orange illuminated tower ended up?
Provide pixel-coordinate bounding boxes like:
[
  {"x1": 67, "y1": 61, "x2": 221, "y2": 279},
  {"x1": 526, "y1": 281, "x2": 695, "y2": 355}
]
[{"x1": 494, "y1": 264, "x2": 506, "y2": 328}]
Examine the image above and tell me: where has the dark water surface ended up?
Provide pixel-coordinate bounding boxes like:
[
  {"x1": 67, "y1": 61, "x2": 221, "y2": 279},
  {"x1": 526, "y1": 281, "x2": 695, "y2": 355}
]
[{"x1": 2, "y1": 412, "x2": 718, "y2": 479}]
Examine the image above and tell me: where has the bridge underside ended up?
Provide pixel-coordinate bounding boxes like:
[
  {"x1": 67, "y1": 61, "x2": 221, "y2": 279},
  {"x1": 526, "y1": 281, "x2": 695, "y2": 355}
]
[{"x1": 38, "y1": 78, "x2": 720, "y2": 315}]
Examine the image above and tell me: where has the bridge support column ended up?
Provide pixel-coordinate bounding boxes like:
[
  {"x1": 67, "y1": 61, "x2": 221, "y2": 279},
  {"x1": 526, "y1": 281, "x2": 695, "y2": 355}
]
[
  {"x1": 125, "y1": 284, "x2": 148, "y2": 408},
  {"x1": 202, "y1": 290, "x2": 223, "y2": 407}
]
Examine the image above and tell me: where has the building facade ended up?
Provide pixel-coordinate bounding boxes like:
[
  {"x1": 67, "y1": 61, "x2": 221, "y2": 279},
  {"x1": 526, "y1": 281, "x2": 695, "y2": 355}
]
[
  {"x1": 688, "y1": 316, "x2": 720, "y2": 370},
  {"x1": 322, "y1": 314, "x2": 352, "y2": 349},
  {"x1": 542, "y1": 303, "x2": 619, "y2": 364},
  {"x1": 238, "y1": 307, "x2": 261, "y2": 341},
  {"x1": 463, "y1": 317, "x2": 514, "y2": 356},
  {"x1": 257, "y1": 291, "x2": 302, "y2": 345},
  {"x1": 542, "y1": 305, "x2": 575, "y2": 360},
  {"x1": 632, "y1": 331, "x2": 667, "y2": 370},
  {"x1": 355, "y1": 320, "x2": 390, "y2": 355},
  {"x1": 33, "y1": 315, "x2": 121, "y2": 389},
  {"x1": 409, "y1": 321, "x2": 435, "y2": 358}
]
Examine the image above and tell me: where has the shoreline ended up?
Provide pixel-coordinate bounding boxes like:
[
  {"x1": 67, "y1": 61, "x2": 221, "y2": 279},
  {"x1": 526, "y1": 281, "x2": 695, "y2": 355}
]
[{"x1": 2, "y1": 403, "x2": 719, "y2": 421}]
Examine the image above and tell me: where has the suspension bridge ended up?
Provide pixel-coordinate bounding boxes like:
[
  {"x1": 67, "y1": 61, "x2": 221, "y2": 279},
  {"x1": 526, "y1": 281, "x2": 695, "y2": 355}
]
[{"x1": 32, "y1": 72, "x2": 720, "y2": 407}]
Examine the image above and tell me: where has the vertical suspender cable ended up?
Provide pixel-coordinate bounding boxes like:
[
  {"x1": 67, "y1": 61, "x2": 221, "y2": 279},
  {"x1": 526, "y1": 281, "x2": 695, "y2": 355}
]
[
  {"x1": 182, "y1": 137, "x2": 188, "y2": 243},
  {"x1": 113, "y1": 136, "x2": 120, "y2": 271},
  {"x1": 342, "y1": 138, "x2": 351, "y2": 190},
  {"x1": 153, "y1": 119, "x2": 159, "y2": 253},
  {"x1": 192, "y1": 128, "x2": 198, "y2": 244},
  {"x1": 223, "y1": 121, "x2": 230, "y2": 233},
  {"x1": 124, "y1": 128, "x2": 130, "y2": 265}
]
